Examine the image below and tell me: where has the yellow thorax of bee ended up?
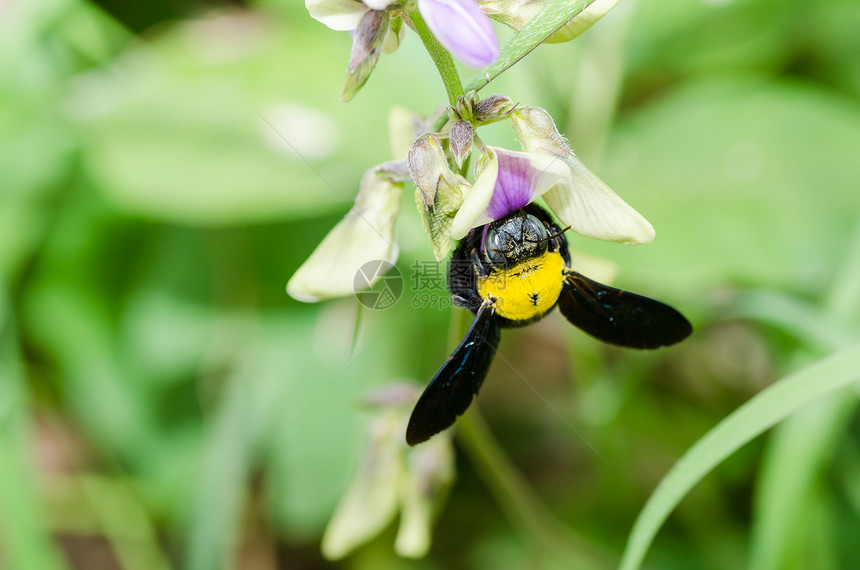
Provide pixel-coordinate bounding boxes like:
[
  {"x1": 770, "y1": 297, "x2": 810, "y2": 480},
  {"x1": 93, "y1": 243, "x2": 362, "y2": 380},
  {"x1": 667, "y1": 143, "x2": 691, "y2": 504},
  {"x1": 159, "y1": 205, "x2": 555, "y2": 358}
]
[{"x1": 477, "y1": 250, "x2": 565, "y2": 322}]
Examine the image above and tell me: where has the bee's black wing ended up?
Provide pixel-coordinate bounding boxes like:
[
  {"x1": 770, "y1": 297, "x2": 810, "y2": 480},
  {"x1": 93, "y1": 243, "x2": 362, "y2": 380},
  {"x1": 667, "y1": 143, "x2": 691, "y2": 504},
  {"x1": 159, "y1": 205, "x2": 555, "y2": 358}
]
[
  {"x1": 559, "y1": 270, "x2": 692, "y2": 349},
  {"x1": 406, "y1": 302, "x2": 500, "y2": 446}
]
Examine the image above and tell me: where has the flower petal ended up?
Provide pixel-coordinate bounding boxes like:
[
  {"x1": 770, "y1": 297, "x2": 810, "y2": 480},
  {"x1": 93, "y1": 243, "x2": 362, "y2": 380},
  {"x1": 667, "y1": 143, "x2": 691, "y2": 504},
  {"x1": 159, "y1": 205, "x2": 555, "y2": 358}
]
[
  {"x1": 450, "y1": 147, "x2": 570, "y2": 239},
  {"x1": 486, "y1": 149, "x2": 569, "y2": 217},
  {"x1": 395, "y1": 436, "x2": 455, "y2": 558},
  {"x1": 418, "y1": 0, "x2": 499, "y2": 68},
  {"x1": 321, "y1": 411, "x2": 404, "y2": 560},
  {"x1": 306, "y1": 0, "x2": 368, "y2": 31},
  {"x1": 388, "y1": 106, "x2": 418, "y2": 160},
  {"x1": 512, "y1": 106, "x2": 654, "y2": 245},
  {"x1": 364, "y1": 0, "x2": 399, "y2": 8},
  {"x1": 548, "y1": 0, "x2": 621, "y2": 43},
  {"x1": 479, "y1": 0, "x2": 619, "y2": 43},
  {"x1": 450, "y1": 151, "x2": 497, "y2": 239},
  {"x1": 287, "y1": 168, "x2": 402, "y2": 301},
  {"x1": 544, "y1": 154, "x2": 655, "y2": 245}
]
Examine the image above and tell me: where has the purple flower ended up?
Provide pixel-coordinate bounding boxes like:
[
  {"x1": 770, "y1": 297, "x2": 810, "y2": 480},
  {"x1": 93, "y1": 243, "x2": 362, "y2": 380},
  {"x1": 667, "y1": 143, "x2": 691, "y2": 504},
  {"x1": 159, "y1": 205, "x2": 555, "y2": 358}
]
[
  {"x1": 451, "y1": 147, "x2": 570, "y2": 239},
  {"x1": 485, "y1": 152, "x2": 543, "y2": 218},
  {"x1": 418, "y1": 0, "x2": 499, "y2": 68}
]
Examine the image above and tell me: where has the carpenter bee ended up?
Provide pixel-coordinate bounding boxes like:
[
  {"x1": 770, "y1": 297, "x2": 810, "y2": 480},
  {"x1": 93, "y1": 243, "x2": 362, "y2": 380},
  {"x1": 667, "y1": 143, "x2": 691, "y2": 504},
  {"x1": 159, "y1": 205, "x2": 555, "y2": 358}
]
[{"x1": 406, "y1": 204, "x2": 692, "y2": 445}]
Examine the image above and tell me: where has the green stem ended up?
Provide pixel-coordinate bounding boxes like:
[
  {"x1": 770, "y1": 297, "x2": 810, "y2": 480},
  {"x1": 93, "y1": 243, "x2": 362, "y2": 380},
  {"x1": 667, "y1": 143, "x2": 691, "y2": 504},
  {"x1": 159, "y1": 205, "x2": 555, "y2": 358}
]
[
  {"x1": 406, "y1": 9, "x2": 464, "y2": 107},
  {"x1": 456, "y1": 408, "x2": 612, "y2": 569},
  {"x1": 445, "y1": 311, "x2": 610, "y2": 569}
]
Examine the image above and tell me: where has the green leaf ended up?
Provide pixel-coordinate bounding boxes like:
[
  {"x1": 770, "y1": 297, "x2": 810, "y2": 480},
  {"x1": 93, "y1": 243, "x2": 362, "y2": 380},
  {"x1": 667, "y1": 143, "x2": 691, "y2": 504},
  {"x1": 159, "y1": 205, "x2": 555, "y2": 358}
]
[
  {"x1": 0, "y1": 293, "x2": 70, "y2": 570},
  {"x1": 24, "y1": 281, "x2": 156, "y2": 461},
  {"x1": 265, "y1": 316, "x2": 391, "y2": 540},
  {"x1": 749, "y1": 394, "x2": 857, "y2": 570},
  {"x1": 73, "y1": 21, "x2": 376, "y2": 225},
  {"x1": 729, "y1": 290, "x2": 851, "y2": 354},
  {"x1": 618, "y1": 342, "x2": 860, "y2": 570},
  {"x1": 185, "y1": 371, "x2": 254, "y2": 570},
  {"x1": 747, "y1": 220, "x2": 860, "y2": 570},
  {"x1": 465, "y1": 0, "x2": 591, "y2": 92},
  {"x1": 584, "y1": 79, "x2": 860, "y2": 298}
]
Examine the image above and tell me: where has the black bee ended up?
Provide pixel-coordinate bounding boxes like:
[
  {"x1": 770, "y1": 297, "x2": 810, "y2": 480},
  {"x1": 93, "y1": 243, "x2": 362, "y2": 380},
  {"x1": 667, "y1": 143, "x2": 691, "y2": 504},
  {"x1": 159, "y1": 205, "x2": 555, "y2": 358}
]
[{"x1": 406, "y1": 204, "x2": 692, "y2": 445}]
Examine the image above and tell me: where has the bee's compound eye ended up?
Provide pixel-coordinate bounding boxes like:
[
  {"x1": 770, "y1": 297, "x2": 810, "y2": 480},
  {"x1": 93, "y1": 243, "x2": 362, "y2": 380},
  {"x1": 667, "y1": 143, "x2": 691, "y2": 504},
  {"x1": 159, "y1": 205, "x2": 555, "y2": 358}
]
[
  {"x1": 485, "y1": 228, "x2": 507, "y2": 265},
  {"x1": 523, "y1": 214, "x2": 548, "y2": 243}
]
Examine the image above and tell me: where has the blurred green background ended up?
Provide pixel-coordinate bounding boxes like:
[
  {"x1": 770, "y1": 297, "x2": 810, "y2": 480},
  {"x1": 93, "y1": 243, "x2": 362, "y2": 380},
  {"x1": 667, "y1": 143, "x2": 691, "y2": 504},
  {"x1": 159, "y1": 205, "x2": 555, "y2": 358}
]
[{"x1": 2, "y1": 0, "x2": 860, "y2": 568}]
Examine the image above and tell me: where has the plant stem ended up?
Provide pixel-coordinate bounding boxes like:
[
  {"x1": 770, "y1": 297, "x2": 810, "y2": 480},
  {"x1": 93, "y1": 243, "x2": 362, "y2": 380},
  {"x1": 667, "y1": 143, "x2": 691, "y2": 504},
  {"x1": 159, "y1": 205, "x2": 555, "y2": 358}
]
[
  {"x1": 406, "y1": 8, "x2": 464, "y2": 107},
  {"x1": 444, "y1": 312, "x2": 611, "y2": 569},
  {"x1": 456, "y1": 408, "x2": 612, "y2": 569}
]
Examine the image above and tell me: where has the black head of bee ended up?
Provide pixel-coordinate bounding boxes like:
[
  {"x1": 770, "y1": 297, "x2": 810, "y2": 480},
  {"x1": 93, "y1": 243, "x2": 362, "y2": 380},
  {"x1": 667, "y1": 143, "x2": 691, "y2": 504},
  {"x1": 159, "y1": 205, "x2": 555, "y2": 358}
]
[{"x1": 484, "y1": 211, "x2": 550, "y2": 267}]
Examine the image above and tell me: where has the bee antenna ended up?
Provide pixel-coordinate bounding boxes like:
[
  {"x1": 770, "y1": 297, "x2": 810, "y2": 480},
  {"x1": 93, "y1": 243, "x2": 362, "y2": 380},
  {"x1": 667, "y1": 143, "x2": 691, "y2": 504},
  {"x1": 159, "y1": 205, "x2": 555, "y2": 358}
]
[
  {"x1": 542, "y1": 225, "x2": 571, "y2": 242},
  {"x1": 524, "y1": 226, "x2": 573, "y2": 245}
]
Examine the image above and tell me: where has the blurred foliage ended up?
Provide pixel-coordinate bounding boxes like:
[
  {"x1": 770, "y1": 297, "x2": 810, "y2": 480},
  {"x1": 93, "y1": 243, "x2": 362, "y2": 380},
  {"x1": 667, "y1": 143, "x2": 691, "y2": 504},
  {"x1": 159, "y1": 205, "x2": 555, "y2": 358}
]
[{"x1": 1, "y1": 0, "x2": 860, "y2": 568}]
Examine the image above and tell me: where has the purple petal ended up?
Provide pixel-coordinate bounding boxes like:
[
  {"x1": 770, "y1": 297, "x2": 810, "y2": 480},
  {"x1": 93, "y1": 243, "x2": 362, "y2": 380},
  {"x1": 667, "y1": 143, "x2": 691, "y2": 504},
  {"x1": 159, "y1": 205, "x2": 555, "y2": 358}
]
[
  {"x1": 450, "y1": 148, "x2": 570, "y2": 240},
  {"x1": 417, "y1": 0, "x2": 499, "y2": 68},
  {"x1": 485, "y1": 152, "x2": 536, "y2": 219}
]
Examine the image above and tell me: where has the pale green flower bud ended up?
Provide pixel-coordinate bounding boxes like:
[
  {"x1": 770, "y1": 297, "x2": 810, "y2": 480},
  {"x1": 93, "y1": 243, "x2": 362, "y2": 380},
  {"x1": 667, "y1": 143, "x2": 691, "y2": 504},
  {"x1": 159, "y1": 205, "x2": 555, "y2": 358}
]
[
  {"x1": 341, "y1": 10, "x2": 390, "y2": 102},
  {"x1": 449, "y1": 120, "x2": 474, "y2": 169},
  {"x1": 382, "y1": 14, "x2": 406, "y2": 53},
  {"x1": 286, "y1": 167, "x2": 402, "y2": 301},
  {"x1": 473, "y1": 93, "x2": 516, "y2": 122},
  {"x1": 510, "y1": 105, "x2": 569, "y2": 156},
  {"x1": 511, "y1": 106, "x2": 655, "y2": 245},
  {"x1": 408, "y1": 134, "x2": 470, "y2": 260},
  {"x1": 479, "y1": 0, "x2": 620, "y2": 43},
  {"x1": 452, "y1": 92, "x2": 478, "y2": 123},
  {"x1": 407, "y1": 134, "x2": 449, "y2": 208}
]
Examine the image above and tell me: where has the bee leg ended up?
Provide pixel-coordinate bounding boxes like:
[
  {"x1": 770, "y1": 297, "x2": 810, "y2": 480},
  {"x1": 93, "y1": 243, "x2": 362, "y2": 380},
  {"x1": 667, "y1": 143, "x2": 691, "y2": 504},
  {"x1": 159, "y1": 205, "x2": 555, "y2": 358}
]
[
  {"x1": 552, "y1": 226, "x2": 571, "y2": 265},
  {"x1": 447, "y1": 248, "x2": 483, "y2": 313},
  {"x1": 471, "y1": 247, "x2": 490, "y2": 277},
  {"x1": 452, "y1": 294, "x2": 480, "y2": 311}
]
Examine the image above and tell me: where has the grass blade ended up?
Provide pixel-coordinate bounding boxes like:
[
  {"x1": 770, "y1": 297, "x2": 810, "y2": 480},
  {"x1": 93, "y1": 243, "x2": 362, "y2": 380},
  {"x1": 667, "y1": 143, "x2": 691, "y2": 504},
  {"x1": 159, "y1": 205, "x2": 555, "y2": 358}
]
[
  {"x1": 619, "y1": 342, "x2": 860, "y2": 570},
  {"x1": 748, "y1": 214, "x2": 860, "y2": 569},
  {"x1": 749, "y1": 394, "x2": 856, "y2": 570}
]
